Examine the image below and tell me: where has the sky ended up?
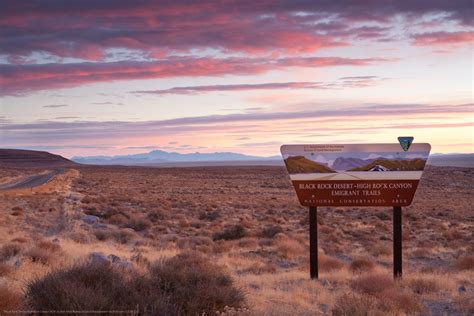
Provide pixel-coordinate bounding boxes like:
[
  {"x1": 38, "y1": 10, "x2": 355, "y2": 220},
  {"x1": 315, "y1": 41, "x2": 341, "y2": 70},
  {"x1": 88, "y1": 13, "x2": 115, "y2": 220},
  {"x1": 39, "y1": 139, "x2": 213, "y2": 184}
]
[{"x1": 0, "y1": 1, "x2": 473, "y2": 158}]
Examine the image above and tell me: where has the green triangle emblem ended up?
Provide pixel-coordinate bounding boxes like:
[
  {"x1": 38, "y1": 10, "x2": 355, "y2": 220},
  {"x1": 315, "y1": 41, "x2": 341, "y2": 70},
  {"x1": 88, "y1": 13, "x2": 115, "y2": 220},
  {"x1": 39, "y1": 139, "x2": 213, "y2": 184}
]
[{"x1": 398, "y1": 136, "x2": 414, "y2": 152}]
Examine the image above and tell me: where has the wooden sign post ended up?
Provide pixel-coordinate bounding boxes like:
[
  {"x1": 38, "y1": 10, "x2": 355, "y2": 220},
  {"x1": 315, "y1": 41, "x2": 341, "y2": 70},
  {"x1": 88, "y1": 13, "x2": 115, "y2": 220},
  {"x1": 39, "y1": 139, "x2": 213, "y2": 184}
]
[{"x1": 281, "y1": 142, "x2": 430, "y2": 279}]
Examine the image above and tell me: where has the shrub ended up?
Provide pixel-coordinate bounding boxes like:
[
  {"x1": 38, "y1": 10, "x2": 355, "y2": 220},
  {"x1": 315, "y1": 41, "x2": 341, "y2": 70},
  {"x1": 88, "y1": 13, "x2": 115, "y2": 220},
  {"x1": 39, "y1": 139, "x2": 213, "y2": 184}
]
[
  {"x1": 199, "y1": 211, "x2": 220, "y2": 221},
  {"x1": 0, "y1": 262, "x2": 14, "y2": 276},
  {"x1": 25, "y1": 246, "x2": 54, "y2": 265},
  {"x1": 123, "y1": 216, "x2": 152, "y2": 232},
  {"x1": 112, "y1": 229, "x2": 136, "y2": 244},
  {"x1": 261, "y1": 225, "x2": 283, "y2": 238},
  {"x1": 0, "y1": 284, "x2": 22, "y2": 312},
  {"x1": 93, "y1": 229, "x2": 109, "y2": 241},
  {"x1": 25, "y1": 252, "x2": 244, "y2": 315},
  {"x1": 147, "y1": 210, "x2": 167, "y2": 223},
  {"x1": 455, "y1": 255, "x2": 474, "y2": 270},
  {"x1": 26, "y1": 262, "x2": 140, "y2": 312},
  {"x1": 213, "y1": 225, "x2": 246, "y2": 241},
  {"x1": 332, "y1": 292, "x2": 378, "y2": 316},
  {"x1": 0, "y1": 243, "x2": 22, "y2": 261},
  {"x1": 275, "y1": 237, "x2": 305, "y2": 259},
  {"x1": 350, "y1": 258, "x2": 376, "y2": 273},
  {"x1": 408, "y1": 277, "x2": 440, "y2": 294},
  {"x1": 319, "y1": 255, "x2": 345, "y2": 272},
  {"x1": 351, "y1": 273, "x2": 395, "y2": 296},
  {"x1": 147, "y1": 252, "x2": 245, "y2": 314}
]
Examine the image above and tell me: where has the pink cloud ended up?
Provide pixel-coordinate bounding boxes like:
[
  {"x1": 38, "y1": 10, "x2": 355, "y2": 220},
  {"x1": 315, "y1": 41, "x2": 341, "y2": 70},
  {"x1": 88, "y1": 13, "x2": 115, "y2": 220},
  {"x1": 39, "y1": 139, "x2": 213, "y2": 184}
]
[
  {"x1": 0, "y1": 56, "x2": 388, "y2": 95},
  {"x1": 1, "y1": 1, "x2": 472, "y2": 60},
  {"x1": 413, "y1": 31, "x2": 474, "y2": 46}
]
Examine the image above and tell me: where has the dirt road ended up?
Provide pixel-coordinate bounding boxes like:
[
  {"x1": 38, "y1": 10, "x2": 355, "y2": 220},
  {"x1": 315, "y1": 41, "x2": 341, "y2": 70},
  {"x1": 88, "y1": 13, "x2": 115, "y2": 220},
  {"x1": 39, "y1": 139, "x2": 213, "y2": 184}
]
[{"x1": 0, "y1": 169, "x2": 64, "y2": 190}]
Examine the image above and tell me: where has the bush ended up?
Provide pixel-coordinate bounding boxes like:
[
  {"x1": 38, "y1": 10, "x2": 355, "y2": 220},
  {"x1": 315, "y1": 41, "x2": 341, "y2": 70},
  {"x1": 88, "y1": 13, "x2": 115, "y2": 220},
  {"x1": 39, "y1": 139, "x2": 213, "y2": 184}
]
[
  {"x1": 261, "y1": 225, "x2": 283, "y2": 238},
  {"x1": 25, "y1": 252, "x2": 244, "y2": 315},
  {"x1": 213, "y1": 225, "x2": 246, "y2": 241},
  {"x1": 123, "y1": 216, "x2": 152, "y2": 232},
  {"x1": 0, "y1": 262, "x2": 14, "y2": 276},
  {"x1": 408, "y1": 277, "x2": 440, "y2": 294},
  {"x1": 332, "y1": 292, "x2": 378, "y2": 316},
  {"x1": 26, "y1": 261, "x2": 141, "y2": 312},
  {"x1": 199, "y1": 211, "x2": 220, "y2": 221},
  {"x1": 351, "y1": 273, "x2": 395, "y2": 296},
  {"x1": 350, "y1": 258, "x2": 376, "y2": 273},
  {"x1": 25, "y1": 247, "x2": 54, "y2": 265},
  {"x1": 147, "y1": 252, "x2": 245, "y2": 314},
  {"x1": 0, "y1": 243, "x2": 22, "y2": 261}
]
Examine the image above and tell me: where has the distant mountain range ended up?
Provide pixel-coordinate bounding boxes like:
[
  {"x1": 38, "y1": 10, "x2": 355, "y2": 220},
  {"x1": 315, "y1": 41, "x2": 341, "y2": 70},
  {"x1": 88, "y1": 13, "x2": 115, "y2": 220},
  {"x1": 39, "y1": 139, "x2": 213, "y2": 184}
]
[
  {"x1": 72, "y1": 149, "x2": 280, "y2": 165},
  {"x1": 332, "y1": 157, "x2": 367, "y2": 170},
  {"x1": 284, "y1": 156, "x2": 335, "y2": 173},
  {"x1": 349, "y1": 158, "x2": 427, "y2": 171}
]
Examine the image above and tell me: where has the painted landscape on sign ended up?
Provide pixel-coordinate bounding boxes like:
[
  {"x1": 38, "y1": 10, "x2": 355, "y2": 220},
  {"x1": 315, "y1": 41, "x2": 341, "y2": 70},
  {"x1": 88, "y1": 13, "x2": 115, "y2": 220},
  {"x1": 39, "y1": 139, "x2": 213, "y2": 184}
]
[
  {"x1": 281, "y1": 145, "x2": 431, "y2": 181},
  {"x1": 283, "y1": 151, "x2": 429, "y2": 173}
]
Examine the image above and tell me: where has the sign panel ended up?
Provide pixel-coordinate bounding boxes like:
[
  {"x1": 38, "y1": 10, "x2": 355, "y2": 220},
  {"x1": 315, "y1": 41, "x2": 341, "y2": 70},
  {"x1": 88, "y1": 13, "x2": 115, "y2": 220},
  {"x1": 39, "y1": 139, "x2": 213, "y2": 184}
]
[{"x1": 281, "y1": 143, "x2": 431, "y2": 207}]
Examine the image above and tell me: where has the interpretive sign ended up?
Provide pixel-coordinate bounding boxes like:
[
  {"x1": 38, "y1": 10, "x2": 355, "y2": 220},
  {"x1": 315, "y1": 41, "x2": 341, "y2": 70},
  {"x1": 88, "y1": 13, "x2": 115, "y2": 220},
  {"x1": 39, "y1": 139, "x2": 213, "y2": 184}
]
[
  {"x1": 280, "y1": 143, "x2": 431, "y2": 207},
  {"x1": 281, "y1": 141, "x2": 431, "y2": 279}
]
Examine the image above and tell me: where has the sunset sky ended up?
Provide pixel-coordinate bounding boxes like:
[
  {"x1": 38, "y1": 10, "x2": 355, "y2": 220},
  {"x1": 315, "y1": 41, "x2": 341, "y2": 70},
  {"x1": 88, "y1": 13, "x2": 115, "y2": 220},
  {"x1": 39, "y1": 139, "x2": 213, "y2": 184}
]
[{"x1": 1, "y1": 1, "x2": 473, "y2": 158}]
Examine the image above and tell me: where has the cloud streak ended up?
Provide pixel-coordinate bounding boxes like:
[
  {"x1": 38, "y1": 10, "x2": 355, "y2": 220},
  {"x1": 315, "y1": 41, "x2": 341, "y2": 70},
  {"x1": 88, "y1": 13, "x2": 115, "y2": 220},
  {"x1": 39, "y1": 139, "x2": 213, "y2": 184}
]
[
  {"x1": 1, "y1": 1, "x2": 472, "y2": 61},
  {"x1": 132, "y1": 77, "x2": 384, "y2": 95},
  {"x1": 0, "y1": 56, "x2": 388, "y2": 95},
  {"x1": 2, "y1": 103, "x2": 471, "y2": 145}
]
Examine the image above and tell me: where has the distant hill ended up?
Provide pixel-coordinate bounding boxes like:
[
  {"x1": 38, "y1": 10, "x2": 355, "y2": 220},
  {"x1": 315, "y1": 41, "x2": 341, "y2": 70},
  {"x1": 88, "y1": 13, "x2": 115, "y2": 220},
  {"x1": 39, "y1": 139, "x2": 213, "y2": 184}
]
[
  {"x1": 428, "y1": 153, "x2": 474, "y2": 168},
  {"x1": 73, "y1": 149, "x2": 279, "y2": 165},
  {"x1": 332, "y1": 157, "x2": 368, "y2": 170},
  {"x1": 350, "y1": 158, "x2": 426, "y2": 171},
  {"x1": 0, "y1": 149, "x2": 77, "y2": 168},
  {"x1": 284, "y1": 156, "x2": 335, "y2": 173}
]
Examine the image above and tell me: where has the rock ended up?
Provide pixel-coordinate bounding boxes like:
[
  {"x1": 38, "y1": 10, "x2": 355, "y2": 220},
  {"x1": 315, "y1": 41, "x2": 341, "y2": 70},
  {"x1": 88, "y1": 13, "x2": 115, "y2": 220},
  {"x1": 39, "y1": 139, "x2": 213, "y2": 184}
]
[
  {"x1": 82, "y1": 215, "x2": 99, "y2": 225},
  {"x1": 458, "y1": 285, "x2": 466, "y2": 293},
  {"x1": 94, "y1": 223, "x2": 108, "y2": 230},
  {"x1": 14, "y1": 259, "x2": 22, "y2": 269},
  {"x1": 108, "y1": 254, "x2": 121, "y2": 263},
  {"x1": 89, "y1": 252, "x2": 109, "y2": 265}
]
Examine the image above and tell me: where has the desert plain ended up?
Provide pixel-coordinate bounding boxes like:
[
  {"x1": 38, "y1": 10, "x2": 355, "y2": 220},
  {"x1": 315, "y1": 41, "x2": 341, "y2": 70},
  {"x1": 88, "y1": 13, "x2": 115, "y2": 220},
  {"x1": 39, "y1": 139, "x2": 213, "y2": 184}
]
[{"x1": 0, "y1": 161, "x2": 473, "y2": 315}]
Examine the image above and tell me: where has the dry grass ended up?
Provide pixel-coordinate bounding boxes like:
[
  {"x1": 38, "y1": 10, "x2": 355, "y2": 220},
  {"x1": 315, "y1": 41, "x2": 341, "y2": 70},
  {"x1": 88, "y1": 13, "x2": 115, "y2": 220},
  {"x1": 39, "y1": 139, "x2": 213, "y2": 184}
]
[
  {"x1": 455, "y1": 255, "x2": 474, "y2": 270},
  {"x1": 0, "y1": 165, "x2": 472, "y2": 314},
  {"x1": 0, "y1": 284, "x2": 23, "y2": 312},
  {"x1": 350, "y1": 273, "x2": 395, "y2": 296},
  {"x1": 26, "y1": 252, "x2": 244, "y2": 315}
]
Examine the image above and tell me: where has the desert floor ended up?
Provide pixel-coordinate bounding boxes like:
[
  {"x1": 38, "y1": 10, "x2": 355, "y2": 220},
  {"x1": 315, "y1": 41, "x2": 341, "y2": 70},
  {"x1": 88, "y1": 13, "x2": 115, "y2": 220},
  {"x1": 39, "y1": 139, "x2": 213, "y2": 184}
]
[{"x1": 0, "y1": 165, "x2": 473, "y2": 315}]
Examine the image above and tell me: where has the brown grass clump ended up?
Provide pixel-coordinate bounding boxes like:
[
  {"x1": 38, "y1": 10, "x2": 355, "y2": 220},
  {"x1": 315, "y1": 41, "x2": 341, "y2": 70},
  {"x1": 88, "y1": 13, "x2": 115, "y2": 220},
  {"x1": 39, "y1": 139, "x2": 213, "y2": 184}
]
[
  {"x1": 26, "y1": 252, "x2": 244, "y2": 315},
  {"x1": 350, "y1": 258, "x2": 376, "y2": 273},
  {"x1": 351, "y1": 273, "x2": 395, "y2": 296},
  {"x1": 408, "y1": 276, "x2": 440, "y2": 294},
  {"x1": 275, "y1": 237, "x2": 305, "y2": 259},
  {"x1": 148, "y1": 252, "x2": 245, "y2": 314},
  {"x1": 26, "y1": 261, "x2": 141, "y2": 312},
  {"x1": 0, "y1": 284, "x2": 23, "y2": 312},
  {"x1": 0, "y1": 243, "x2": 22, "y2": 261},
  {"x1": 123, "y1": 216, "x2": 152, "y2": 232},
  {"x1": 319, "y1": 254, "x2": 345, "y2": 272},
  {"x1": 455, "y1": 255, "x2": 474, "y2": 270},
  {"x1": 0, "y1": 262, "x2": 14, "y2": 276},
  {"x1": 213, "y1": 224, "x2": 246, "y2": 241},
  {"x1": 24, "y1": 241, "x2": 60, "y2": 265},
  {"x1": 332, "y1": 292, "x2": 378, "y2": 316},
  {"x1": 261, "y1": 225, "x2": 283, "y2": 238}
]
